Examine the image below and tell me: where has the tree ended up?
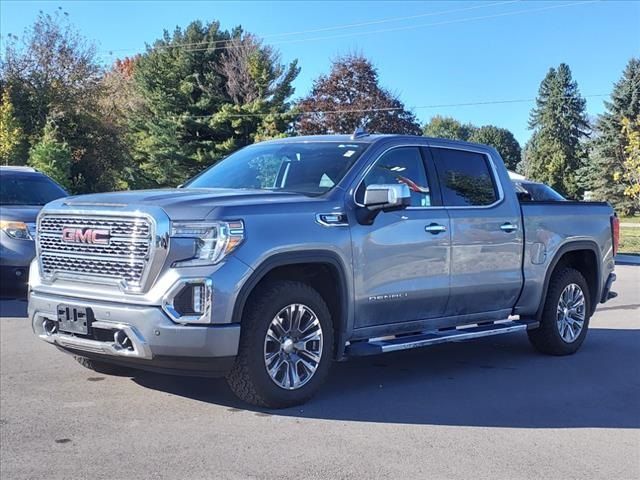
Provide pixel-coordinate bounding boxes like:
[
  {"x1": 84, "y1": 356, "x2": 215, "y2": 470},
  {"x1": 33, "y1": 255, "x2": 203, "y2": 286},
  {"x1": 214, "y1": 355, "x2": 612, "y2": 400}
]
[
  {"x1": 422, "y1": 117, "x2": 521, "y2": 170},
  {"x1": 0, "y1": 89, "x2": 24, "y2": 165},
  {"x1": 1, "y1": 9, "x2": 131, "y2": 193},
  {"x1": 618, "y1": 116, "x2": 640, "y2": 205},
  {"x1": 296, "y1": 54, "x2": 421, "y2": 135},
  {"x1": 468, "y1": 125, "x2": 522, "y2": 170},
  {"x1": 582, "y1": 58, "x2": 640, "y2": 215},
  {"x1": 28, "y1": 121, "x2": 72, "y2": 190},
  {"x1": 423, "y1": 115, "x2": 475, "y2": 141},
  {"x1": 1, "y1": 9, "x2": 102, "y2": 140},
  {"x1": 524, "y1": 63, "x2": 590, "y2": 199},
  {"x1": 128, "y1": 22, "x2": 299, "y2": 187}
]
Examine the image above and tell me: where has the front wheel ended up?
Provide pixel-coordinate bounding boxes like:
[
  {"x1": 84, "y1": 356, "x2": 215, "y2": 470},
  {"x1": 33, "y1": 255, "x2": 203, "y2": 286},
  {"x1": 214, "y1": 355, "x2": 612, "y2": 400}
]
[
  {"x1": 528, "y1": 267, "x2": 591, "y2": 355},
  {"x1": 226, "y1": 281, "x2": 334, "y2": 408}
]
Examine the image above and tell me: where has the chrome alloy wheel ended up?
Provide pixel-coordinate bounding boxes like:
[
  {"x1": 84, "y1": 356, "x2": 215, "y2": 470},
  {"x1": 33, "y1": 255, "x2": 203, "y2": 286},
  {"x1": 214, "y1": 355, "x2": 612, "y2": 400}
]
[
  {"x1": 263, "y1": 303, "x2": 323, "y2": 390},
  {"x1": 557, "y1": 283, "x2": 586, "y2": 343}
]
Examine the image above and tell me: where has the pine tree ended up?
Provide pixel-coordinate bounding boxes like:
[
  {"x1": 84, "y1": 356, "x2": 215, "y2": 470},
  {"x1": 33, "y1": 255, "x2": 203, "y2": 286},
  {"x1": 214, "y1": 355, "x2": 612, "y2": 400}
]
[
  {"x1": 296, "y1": 54, "x2": 421, "y2": 135},
  {"x1": 129, "y1": 22, "x2": 299, "y2": 187},
  {"x1": 524, "y1": 64, "x2": 590, "y2": 199},
  {"x1": 28, "y1": 121, "x2": 72, "y2": 190},
  {"x1": 582, "y1": 58, "x2": 640, "y2": 215}
]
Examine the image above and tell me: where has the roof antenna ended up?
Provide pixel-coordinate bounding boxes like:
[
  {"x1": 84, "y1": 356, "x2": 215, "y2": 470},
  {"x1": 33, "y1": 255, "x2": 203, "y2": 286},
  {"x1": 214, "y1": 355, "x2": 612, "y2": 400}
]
[{"x1": 351, "y1": 126, "x2": 369, "y2": 140}]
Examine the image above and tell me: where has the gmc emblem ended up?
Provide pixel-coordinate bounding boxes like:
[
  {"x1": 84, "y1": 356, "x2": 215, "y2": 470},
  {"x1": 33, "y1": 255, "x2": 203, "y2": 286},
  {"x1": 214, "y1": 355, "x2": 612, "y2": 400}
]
[{"x1": 61, "y1": 227, "x2": 110, "y2": 245}]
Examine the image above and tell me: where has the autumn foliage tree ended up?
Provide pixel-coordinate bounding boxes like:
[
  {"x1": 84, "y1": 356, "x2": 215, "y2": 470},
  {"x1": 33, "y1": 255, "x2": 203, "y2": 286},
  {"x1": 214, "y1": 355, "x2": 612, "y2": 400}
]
[
  {"x1": 296, "y1": 54, "x2": 421, "y2": 135},
  {"x1": 1, "y1": 9, "x2": 131, "y2": 192}
]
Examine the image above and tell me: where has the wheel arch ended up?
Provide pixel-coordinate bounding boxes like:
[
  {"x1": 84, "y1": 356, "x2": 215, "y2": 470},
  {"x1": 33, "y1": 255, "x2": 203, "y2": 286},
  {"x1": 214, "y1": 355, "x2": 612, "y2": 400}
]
[
  {"x1": 232, "y1": 251, "x2": 351, "y2": 358},
  {"x1": 536, "y1": 240, "x2": 602, "y2": 320}
]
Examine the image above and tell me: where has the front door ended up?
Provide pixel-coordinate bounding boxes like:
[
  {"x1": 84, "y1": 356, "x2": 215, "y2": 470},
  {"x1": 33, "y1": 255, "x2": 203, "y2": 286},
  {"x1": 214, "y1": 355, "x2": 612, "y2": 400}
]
[{"x1": 351, "y1": 146, "x2": 451, "y2": 328}]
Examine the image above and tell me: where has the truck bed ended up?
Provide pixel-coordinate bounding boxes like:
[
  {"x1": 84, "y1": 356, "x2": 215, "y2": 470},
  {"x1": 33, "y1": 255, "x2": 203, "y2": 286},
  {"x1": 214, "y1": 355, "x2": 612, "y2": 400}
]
[{"x1": 515, "y1": 200, "x2": 616, "y2": 316}]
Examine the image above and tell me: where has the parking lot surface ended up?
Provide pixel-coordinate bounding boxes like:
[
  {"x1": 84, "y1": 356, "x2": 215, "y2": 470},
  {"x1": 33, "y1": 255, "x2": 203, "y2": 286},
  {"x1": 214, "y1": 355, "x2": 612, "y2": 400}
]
[{"x1": 1, "y1": 266, "x2": 638, "y2": 480}]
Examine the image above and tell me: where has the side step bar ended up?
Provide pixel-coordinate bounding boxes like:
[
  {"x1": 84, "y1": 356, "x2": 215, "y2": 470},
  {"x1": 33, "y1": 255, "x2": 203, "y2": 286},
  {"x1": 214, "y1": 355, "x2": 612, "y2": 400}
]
[{"x1": 346, "y1": 320, "x2": 539, "y2": 357}]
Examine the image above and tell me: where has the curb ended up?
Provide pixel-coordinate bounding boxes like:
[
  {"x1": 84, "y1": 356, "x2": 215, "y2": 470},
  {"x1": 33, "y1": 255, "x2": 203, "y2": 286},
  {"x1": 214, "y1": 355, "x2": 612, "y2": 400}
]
[{"x1": 615, "y1": 254, "x2": 640, "y2": 265}]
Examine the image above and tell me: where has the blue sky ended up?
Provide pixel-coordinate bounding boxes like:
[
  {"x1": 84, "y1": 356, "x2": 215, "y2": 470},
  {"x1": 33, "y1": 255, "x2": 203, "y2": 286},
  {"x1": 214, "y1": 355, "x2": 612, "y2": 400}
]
[{"x1": 2, "y1": 0, "x2": 639, "y2": 144}]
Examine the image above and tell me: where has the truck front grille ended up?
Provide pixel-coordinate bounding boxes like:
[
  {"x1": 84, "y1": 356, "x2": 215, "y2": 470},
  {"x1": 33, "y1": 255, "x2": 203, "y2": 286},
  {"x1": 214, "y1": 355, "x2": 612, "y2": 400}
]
[{"x1": 37, "y1": 214, "x2": 153, "y2": 288}]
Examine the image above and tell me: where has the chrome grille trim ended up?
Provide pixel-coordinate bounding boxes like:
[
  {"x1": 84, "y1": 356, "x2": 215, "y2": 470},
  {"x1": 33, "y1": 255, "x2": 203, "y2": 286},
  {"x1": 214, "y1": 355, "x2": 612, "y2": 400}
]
[
  {"x1": 36, "y1": 209, "x2": 170, "y2": 294},
  {"x1": 39, "y1": 216, "x2": 150, "y2": 237},
  {"x1": 40, "y1": 251, "x2": 146, "y2": 283},
  {"x1": 38, "y1": 232, "x2": 150, "y2": 258}
]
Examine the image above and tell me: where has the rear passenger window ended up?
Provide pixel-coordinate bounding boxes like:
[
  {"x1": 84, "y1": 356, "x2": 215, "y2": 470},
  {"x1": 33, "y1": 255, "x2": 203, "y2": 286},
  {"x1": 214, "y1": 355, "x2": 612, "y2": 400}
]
[
  {"x1": 357, "y1": 147, "x2": 431, "y2": 207},
  {"x1": 430, "y1": 148, "x2": 498, "y2": 206}
]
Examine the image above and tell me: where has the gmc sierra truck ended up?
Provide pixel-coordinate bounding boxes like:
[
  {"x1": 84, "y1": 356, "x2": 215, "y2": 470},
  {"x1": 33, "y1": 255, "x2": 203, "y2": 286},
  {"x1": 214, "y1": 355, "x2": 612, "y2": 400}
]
[{"x1": 29, "y1": 133, "x2": 619, "y2": 408}]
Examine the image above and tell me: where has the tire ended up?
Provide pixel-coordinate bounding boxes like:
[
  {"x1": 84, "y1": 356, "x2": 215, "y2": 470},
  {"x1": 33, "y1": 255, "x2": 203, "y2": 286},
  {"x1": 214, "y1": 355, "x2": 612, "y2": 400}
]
[
  {"x1": 74, "y1": 355, "x2": 133, "y2": 376},
  {"x1": 528, "y1": 267, "x2": 592, "y2": 355},
  {"x1": 226, "y1": 280, "x2": 334, "y2": 408}
]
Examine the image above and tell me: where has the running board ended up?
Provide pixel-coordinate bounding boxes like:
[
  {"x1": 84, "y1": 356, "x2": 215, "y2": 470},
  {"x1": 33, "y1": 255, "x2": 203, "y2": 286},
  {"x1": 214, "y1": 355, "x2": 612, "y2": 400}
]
[{"x1": 346, "y1": 320, "x2": 539, "y2": 357}]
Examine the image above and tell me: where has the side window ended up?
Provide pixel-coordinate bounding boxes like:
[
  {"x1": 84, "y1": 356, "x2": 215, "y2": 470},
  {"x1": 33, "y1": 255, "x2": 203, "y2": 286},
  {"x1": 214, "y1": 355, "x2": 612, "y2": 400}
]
[
  {"x1": 430, "y1": 148, "x2": 498, "y2": 206},
  {"x1": 357, "y1": 147, "x2": 431, "y2": 207}
]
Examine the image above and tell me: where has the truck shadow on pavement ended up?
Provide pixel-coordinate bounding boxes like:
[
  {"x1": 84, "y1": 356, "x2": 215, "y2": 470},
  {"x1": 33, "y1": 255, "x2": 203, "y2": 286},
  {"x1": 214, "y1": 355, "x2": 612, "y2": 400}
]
[
  {"x1": 0, "y1": 290, "x2": 28, "y2": 318},
  {"x1": 132, "y1": 326, "x2": 640, "y2": 429}
]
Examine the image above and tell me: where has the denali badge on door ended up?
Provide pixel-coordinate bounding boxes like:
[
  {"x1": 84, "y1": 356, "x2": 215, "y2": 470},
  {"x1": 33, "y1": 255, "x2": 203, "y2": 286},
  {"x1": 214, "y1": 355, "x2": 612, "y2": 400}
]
[{"x1": 57, "y1": 305, "x2": 93, "y2": 335}]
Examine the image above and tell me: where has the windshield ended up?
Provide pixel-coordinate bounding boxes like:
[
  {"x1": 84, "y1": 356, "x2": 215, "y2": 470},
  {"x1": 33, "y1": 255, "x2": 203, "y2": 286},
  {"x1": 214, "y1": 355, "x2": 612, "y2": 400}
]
[
  {"x1": 0, "y1": 173, "x2": 68, "y2": 206},
  {"x1": 185, "y1": 142, "x2": 369, "y2": 195},
  {"x1": 516, "y1": 182, "x2": 565, "y2": 201}
]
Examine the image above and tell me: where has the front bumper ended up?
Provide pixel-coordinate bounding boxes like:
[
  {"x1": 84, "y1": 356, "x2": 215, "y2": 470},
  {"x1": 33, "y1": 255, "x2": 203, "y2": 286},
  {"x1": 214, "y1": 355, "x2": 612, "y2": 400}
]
[
  {"x1": 0, "y1": 237, "x2": 35, "y2": 287},
  {"x1": 30, "y1": 291, "x2": 241, "y2": 376}
]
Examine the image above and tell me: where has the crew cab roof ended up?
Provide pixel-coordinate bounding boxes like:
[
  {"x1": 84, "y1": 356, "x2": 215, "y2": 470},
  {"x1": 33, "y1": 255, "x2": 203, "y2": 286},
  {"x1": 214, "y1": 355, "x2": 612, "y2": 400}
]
[{"x1": 259, "y1": 134, "x2": 495, "y2": 151}]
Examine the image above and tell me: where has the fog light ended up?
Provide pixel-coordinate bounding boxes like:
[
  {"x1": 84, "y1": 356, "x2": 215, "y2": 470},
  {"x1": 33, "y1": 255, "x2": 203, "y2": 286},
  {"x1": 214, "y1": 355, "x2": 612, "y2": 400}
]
[{"x1": 162, "y1": 278, "x2": 213, "y2": 324}]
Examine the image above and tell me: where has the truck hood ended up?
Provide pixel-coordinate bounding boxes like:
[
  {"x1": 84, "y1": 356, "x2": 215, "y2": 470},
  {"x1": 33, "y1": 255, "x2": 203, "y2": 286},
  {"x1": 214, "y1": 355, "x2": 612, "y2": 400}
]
[{"x1": 55, "y1": 188, "x2": 313, "y2": 220}]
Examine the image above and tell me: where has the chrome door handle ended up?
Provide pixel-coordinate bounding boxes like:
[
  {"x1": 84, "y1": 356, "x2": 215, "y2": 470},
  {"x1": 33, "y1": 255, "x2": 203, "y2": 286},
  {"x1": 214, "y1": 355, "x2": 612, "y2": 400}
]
[
  {"x1": 500, "y1": 222, "x2": 518, "y2": 233},
  {"x1": 425, "y1": 223, "x2": 447, "y2": 234}
]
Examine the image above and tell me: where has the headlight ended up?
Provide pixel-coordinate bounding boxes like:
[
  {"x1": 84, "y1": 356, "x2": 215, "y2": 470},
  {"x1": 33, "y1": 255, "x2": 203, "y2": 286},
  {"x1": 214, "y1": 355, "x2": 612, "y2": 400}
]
[
  {"x1": 0, "y1": 220, "x2": 33, "y2": 240},
  {"x1": 171, "y1": 220, "x2": 244, "y2": 266}
]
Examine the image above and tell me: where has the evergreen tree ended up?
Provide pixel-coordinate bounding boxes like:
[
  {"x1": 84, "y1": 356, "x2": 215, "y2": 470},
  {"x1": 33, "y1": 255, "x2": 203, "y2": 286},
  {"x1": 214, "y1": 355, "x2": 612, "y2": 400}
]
[
  {"x1": 524, "y1": 64, "x2": 590, "y2": 199},
  {"x1": 582, "y1": 58, "x2": 640, "y2": 215},
  {"x1": 28, "y1": 121, "x2": 72, "y2": 190},
  {"x1": 129, "y1": 23, "x2": 299, "y2": 187},
  {"x1": 296, "y1": 54, "x2": 421, "y2": 135},
  {"x1": 468, "y1": 125, "x2": 521, "y2": 171}
]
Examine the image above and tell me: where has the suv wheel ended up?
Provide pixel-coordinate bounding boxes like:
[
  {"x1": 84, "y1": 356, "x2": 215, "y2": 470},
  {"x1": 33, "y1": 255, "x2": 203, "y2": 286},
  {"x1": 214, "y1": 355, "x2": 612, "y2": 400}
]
[
  {"x1": 528, "y1": 267, "x2": 591, "y2": 355},
  {"x1": 226, "y1": 280, "x2": 334, "y2": 408}
]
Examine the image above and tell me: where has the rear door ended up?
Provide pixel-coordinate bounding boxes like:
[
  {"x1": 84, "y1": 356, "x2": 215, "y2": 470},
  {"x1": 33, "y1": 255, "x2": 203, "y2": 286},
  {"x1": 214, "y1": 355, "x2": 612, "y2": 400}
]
[
  {"x1": 351, "y1": 145, "x2": 451, "y2": 328},
  {"x1": 428, "y1": 145, "x2": 523, "y2": 317}
]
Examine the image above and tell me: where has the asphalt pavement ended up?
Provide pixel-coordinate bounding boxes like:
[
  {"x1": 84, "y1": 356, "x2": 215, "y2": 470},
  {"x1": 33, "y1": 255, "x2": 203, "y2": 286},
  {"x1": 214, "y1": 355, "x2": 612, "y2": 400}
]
[{"x1": 0, "y1": 266, "x2": 638, "y2": 479}]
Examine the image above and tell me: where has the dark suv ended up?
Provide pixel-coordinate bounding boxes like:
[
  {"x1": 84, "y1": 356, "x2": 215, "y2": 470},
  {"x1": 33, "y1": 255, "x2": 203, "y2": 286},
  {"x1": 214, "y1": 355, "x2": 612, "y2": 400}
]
[{"x1": 0, "y1": 167, "x2": 67, "y2": 290}]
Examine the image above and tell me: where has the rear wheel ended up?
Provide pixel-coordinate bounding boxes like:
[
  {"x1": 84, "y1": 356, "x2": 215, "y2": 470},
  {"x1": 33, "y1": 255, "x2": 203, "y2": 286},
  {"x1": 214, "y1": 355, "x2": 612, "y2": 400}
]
[
  {"x1": 528, "y1": 267, "x2": 591, "y2": 355},
  {"x1": 226, "y1": 280, "x2": 334, "y2": 408}
]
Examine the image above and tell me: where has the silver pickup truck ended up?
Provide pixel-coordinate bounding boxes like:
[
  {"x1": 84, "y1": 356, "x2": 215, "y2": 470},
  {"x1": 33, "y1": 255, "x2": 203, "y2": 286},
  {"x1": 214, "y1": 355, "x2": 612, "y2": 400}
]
[{"x1": 29, "y1": 133, "x2": 619, "y2": 408}]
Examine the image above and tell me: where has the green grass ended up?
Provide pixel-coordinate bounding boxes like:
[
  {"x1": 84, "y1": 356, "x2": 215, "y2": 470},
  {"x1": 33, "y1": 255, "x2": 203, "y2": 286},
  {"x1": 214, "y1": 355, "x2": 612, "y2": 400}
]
[
  {"x1": 619, "y1": 215, "x2": 640, "y2": 224},
  {"x1": 619, "y1": 225, "x2": 640, "y2": 255}
]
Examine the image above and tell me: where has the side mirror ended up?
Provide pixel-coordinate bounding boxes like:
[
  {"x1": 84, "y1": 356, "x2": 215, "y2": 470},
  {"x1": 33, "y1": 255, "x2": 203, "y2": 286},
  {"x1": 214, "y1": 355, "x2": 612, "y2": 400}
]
[{"x1": 358, "y1": 184, "x2": 411, "y2": 225}]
